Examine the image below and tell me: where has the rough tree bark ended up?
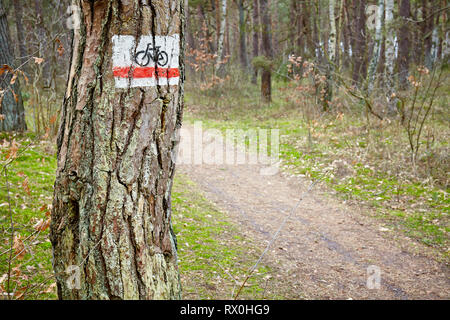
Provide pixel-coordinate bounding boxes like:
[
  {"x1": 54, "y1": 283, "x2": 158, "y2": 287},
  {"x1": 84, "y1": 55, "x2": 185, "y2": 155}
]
[
  {"x1": 13, "y1": 0, "x2": 27, "y2": 67},
  {"x1": 50, "y1": 0, "x2": 184, "y2": 300},
  {"x1": 260, "y1": 0, "x2": 272, "y2": 102},
  {"x1": 0, "y1": 0, "x2": 26, "y2": 132}
]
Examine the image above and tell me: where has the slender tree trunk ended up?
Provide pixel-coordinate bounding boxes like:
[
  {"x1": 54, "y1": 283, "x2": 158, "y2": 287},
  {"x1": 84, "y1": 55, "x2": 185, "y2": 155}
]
[
  {"x1": 423, "y1": 0, "x2": 434, "y2": 68},
  {"x1": 325, "y1": 0, "x2": 337, "y2": 110},
  {"x1": 260, "y1": 0, "x2": 272, "y2": 102},
  {"x1": 51, "y1": 0, "x2": 184, "y2": 300},
  {"x1": 342, "y1": 0, "x2": 351, "y2": 69},
  {"x1": 252, "y1": 0, "x2": 260, "y2": 84},
  {"x1": 398, "y1": 0, "x2": 411, "y2": 89},
  {"x1": 34, "y1": 0, "x2": 51, "y2": 88},
  {"x1": 385, "y1": 0, "x2": 397, "y2": 115},
  {"x1": 238, "y1": 0, "x2": 248, "y2": 70},
  {"x1": 270, "y1": 0, "x2": 278, "y2": 57},
  {"x1": 367, "y1": 0, "x2": 384, "y2": 94},
  {"x1": 442, "y1": 0, "x2": 449, "y2": 61},
  {"x1": 185, "y1": 0, "x2": 195, "y2": 50},
  {"x1": 216, "y1": 0, "x2": 227, "y2": 74},
  {"x1": 352, "y1": 0, "x2": 367, "y2": 86},
  {"x1": 302, "y1": 1, "x2": 313, "y2": 59},
  {"x1": 336, "y1": 0, "x2": 344, "y2": 70},
  {"x1": 289, "y1": 0, "x2": 297, "y2": 52},
  {"x1": 0, "y1": 0, "x2": 26, "y2": 132}
]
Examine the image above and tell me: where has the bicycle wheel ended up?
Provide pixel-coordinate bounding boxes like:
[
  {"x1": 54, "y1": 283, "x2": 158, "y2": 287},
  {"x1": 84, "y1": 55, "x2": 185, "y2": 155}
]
[
  {"x1": 135, "y1": 51, "x2": 150, "y2": 67},
  {"x1": 157, "y1": 51, "x2": 169, "y2": 67}
]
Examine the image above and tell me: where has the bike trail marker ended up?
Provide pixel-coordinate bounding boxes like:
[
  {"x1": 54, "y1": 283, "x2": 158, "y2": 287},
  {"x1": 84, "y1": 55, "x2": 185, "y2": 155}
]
[{"x1": 112, "y1": 34, "x2": 180, "y2": 88}]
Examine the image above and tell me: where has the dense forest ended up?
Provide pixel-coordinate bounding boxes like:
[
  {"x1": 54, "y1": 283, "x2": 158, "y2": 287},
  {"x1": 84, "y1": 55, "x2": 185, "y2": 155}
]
[{"x1": 0, "y1": 0, "x2": 448, "y2": 301}]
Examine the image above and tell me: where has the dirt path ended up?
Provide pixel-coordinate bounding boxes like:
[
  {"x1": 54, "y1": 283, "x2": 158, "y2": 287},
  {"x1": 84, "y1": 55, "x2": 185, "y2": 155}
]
[{"x1": 177, "y1": 125, "x2": 449, "y2": 300}]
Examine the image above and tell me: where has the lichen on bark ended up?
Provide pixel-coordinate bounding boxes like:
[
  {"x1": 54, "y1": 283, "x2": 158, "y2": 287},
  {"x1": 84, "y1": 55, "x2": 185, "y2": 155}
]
[{"x1": 50, "y1": 0, "x2": 184, "y2": 300}]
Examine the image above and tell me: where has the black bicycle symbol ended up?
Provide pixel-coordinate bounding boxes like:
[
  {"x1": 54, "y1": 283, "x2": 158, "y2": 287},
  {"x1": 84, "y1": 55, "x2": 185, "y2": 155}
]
[{"x1": 134, "y1": 44, "x2": 169, "y2": 67}]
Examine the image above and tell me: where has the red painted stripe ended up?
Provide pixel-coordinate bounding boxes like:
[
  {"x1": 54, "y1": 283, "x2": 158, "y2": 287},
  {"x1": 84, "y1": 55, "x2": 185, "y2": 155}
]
[{"x1": 113, "y1": 67, "x2": 180, "y2": 79}]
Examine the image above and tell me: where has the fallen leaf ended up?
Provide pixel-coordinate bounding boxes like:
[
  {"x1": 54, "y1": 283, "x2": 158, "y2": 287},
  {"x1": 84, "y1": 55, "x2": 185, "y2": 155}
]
[
  {"x1": 33, "y1": 57, "x2": 44, "y2": 65},
  {"x1": 13, "y1": 235, "x2": 26, "y2": 259}
]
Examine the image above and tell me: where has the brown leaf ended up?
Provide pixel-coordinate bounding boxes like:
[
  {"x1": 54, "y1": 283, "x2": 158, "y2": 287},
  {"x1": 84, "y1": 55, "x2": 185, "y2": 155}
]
[
  {"x1": 10, "y1": 73, "x2": 18, "y2": 85},
  {"x1": 33, "y1": 218, "x2": 51, "y2": 232},
  {"x1": 0, "y1": 64, "x2": 13, "y2": 76},
  {"x1": 49, "y1": 114, "x2": 57, "y2": 125},
  {"x1": 6, "y1": 140, "x2": 19, "y2": 160},
  {"x1": 33, "y1": 57, "x2": 44, "y2": 65},
  {"x1": 13, "y1": 235, "x2": 26, "y2": 260},
  {"x1": 21, "y1": 177, "x2": 31, "y2": 195},
  {"x1": 42, "y1": 283, "x2": 56, "y2": 294}
]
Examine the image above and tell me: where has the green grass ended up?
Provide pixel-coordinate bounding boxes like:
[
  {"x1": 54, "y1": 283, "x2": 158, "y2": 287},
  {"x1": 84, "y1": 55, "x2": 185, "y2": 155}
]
[
  {"x1": 0, "y1": 137, "x2": 281, "y2": 300},
  {"x1": 0, "y1": 135, "x2": 57, "y2": 300},
  {"x1": 184, "y1": 79, "x2": 449, "y2": 256}
]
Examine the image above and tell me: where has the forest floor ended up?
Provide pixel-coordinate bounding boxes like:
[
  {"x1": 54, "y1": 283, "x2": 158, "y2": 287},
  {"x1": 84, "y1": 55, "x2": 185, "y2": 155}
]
[{"x1": 178, "y1": 123, "x2": 449, "y2": 299}]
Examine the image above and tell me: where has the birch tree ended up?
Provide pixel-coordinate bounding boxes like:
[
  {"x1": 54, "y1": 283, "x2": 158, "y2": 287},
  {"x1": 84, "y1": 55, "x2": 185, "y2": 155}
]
[
  {"x1": 367, "y1": 0, "x2": 384, "y2": 94},
  {"x1": 325, "y1": 0, "x2": 337, "y2": 110},
  {"x1": 51, "y1": 0, "x2": 184, "y2": 300},
  {"x1": 384, "y1": 0, "x2": 397, "y2": 115},
  {"x1": 216, "y1": 0, "x2": 227, "y2": 73}
]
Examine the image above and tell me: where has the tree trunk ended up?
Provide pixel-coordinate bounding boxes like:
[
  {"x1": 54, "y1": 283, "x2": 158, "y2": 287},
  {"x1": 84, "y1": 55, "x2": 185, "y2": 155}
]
[
  {"x1": 216, "y1": 0, "x2": 227, "y2": 73},
  {"x1": 422, "y1": 0, "x2": 434, "y2": 68},
  {"x1": 398, "y1": 0, "x2": 411, "y2": 89},
  {"x1": 342, "y1": 0, "x2": 351, "y2": 68},
  {"x1": 50, "y1": 0, "x2": 184, "y2": 300},
  {"x1": 252, "y1": 0, "x2": 259, "y2": 84},
  {"x1": 313, "y1": 1, "x2": 322, "y2": 63},
  {"x1": 13, "y1": 0, "x2": 27, "y2": 67},
  {"x1": 185, "y1": 0, "x2": 195, "y2": 50},
  {"x1": 34, "y1": 0, "x2": 51, "y2": 88},
  {"x1": 327, "y1": 0, "x2": 336, "y2": 102},
  {"x1": 238, "y1": 0, "x2": 249, "y2": 70},
  {"x1": 0, "y1": 0, "x2": 26, "y2": 132},
  {"x1": 300, "y1": 2, "x2": 313, "y2": 60},
  {"x1": 385, "y1": 0, "x2": 397, "y2": 115},
  {"x1": 260, "y1": 0, "x2": 272, "y2": 102},
  {"x1": 367, "y1": 0, "x2": 384, "y2": 94},
  {"x1": 351, "y1": 0, "x2": 367, "y2": 86}
]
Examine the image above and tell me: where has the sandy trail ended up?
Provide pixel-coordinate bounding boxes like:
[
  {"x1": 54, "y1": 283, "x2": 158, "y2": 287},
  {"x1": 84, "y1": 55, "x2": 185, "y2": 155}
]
[{"x1": 177, "y1": 124, "x2": 449, "y2": 299}]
